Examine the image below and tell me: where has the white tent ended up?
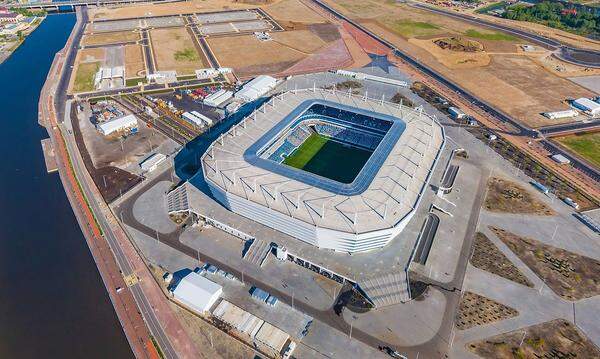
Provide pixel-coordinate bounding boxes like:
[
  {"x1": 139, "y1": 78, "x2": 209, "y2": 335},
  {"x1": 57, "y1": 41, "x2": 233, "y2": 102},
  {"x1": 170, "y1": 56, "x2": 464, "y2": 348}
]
[{"x1": 172, "y1": 272, "x2": 222, "y2": 314}]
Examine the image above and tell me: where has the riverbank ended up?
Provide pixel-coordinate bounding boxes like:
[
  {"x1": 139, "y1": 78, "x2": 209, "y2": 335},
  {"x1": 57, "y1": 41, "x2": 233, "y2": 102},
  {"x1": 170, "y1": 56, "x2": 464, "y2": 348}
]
[
  {"x1": 0, "y1": 14, "x2": 46, "y2": 65},
  {"x1": 0, "y1": 12, "x2": 135, "y2": 358}
]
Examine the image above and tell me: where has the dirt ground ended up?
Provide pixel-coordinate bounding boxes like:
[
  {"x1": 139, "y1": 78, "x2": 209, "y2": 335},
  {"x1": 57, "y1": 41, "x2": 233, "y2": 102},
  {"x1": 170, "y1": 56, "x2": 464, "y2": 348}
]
[
  {"x1": 88, "y1": 0, "x2": 254, "y2": 21},
  {"x1": 271, "y1": 29, "x2": 327, "y2": 53},
  {"x1": 491, "y1": 226, "x2": 600, "y2": 301},
  {"x1": 207, "y1": 34, "x2": 306, "y2": 76},
  {"x1": 484, "y1": 177, "x2": 555, "y2": 215},
  {"x1": 473, "y1": 12, "x2": 600, "y2": 52},
  {"x1": 468, "y1": 319, "x2": 600, "y2": 359},
  {"x1": 150, "y1": 27, "x2": 208, "y2": 75},
  {"x1": 264, "y1": 0, "x2": 328, "y2": 23},
  {"x1": 470, "y1": 232, "x2": 534, "y2": 287},
  {"x1": 124, "y1": 44, "x2": 146, "y2": 78},
  {"x1": 82, "y1": 31, "x2": 140, "y2": 46},
  {"x1": 455, "y1": 291, "x2": 518, "y2": 330},
  {"x1": 325, "y1": 0, "x2": 596, "y2": 128}
]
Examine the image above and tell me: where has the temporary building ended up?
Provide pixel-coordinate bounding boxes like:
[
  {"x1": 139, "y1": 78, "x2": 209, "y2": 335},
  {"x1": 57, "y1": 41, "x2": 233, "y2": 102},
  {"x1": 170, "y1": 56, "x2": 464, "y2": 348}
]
[
  {"x1": 97, "y1": 114, "x2": 138, "y2": 136},
  {"x1": 140, "y1": 153, "x2": 167, "y2": 172},
  {"x1": 235, "y1": 75, "x2": 276, "y2": 102},
  {"x1": 172, "y1": 272, "x2": 222, "y2": 314}
]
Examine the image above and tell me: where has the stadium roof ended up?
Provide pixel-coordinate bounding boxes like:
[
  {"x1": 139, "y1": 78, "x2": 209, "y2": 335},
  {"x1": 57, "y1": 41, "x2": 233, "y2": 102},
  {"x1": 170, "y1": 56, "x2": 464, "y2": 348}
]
[{"x1": 201, "y1": 89, "x2": 445, "y2": 234}]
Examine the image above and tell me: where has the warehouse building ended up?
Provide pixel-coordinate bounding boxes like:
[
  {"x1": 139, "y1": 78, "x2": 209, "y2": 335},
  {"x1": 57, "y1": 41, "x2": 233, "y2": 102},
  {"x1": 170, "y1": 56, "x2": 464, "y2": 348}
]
[
  {"x1": 235, "y1": 75, "x2": 276, "y2": 102},
  {"x1": 97, "y1": 114, "x2": 138, "y2": 136},
  {"x1": 572, "y1": 98, "x2": 600, "y2": 116},
  {"x1": 172, "y1": 272, "x2": 222, "y2": 314},
  {"x1": 182, "y1": 112, "x2": 206, "y2": 128}
]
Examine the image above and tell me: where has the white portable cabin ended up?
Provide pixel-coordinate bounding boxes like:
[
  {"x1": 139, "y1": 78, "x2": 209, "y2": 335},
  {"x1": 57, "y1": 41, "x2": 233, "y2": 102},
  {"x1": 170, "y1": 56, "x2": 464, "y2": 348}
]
[
  {"x1": 543, "y1": 109, "x2": 579, "y2": 120},
  {"x1": 140, "y1": 153, "x2": 166, "y2": 172},
  {"x1": 191, "y1": 111, "x2": 213, "y2": 126},
  {"x1": 182, "y1": 112, "x2": 205, "y2": 128}
]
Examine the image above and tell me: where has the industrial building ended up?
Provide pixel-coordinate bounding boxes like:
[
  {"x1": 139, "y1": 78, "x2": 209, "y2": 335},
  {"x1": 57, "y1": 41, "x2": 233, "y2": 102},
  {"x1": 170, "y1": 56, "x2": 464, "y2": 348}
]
[
  {"x1": 171, "y1": 272, "x2": 222, "y2": 314},
  {"x1": 235, "y1": 75, "x2": 276, "y2": 102},
  {"x1": 572, "y1": 98, "x2": 600, "y2": 116},
  {"x1": 97, "y1": 114, "x2": 138, "y2": 136},
  {"x1": 140, "y1": 153, "x2": 166, "y2": 172},
  {"x1": 199, "y1": 89, "x2": 445, "y2": 253}
]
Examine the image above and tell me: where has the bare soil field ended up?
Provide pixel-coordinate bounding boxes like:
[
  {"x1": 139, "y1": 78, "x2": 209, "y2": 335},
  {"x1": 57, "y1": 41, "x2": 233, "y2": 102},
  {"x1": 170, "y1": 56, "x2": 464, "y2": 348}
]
[
  {"x1": 82, "y1": 31, "x2": 139, "y2": 46},
  {"x1": 470, "y1": 232, "x2": 534, "y2": 287},
  {"x1": 264, "y1": 0, "x2": 327, "y2": 23},
  {"x1": 534, "y1": 53, "x2": 600, "y2": 78},
  {"x1": 474, "y1": 12, "x2": 600, "y2": 51},
  {"x1": 484, "y1": 177, "x2": 554, "y2": 215},
  {"x1": 150, "y1": 28, "x2": 208, "y2": 75},
  {"x1": 468, "y1": 319, "x2": 600, "y2": 358},
  {"x1": 124, "y1": 44, "x2": 146, "y2": 78},
  {"x1": 89, "y1": 0, "x2": 254, "y2": 21},
  {"x1": 455, "y1": 292, "x2": 518, "y2": 330},
  {"x1": 491, "y1": 226, "x2": 600, "y2": 301},
  {"x1": 271, "y1": 29, "x2": 327, "y2": 53},
  {"x1": 325, "y1": 0, "x2": 596, "y2": 128},
  {"x1": 207, "y1": 34, "x2": 305, "y2": 76}
]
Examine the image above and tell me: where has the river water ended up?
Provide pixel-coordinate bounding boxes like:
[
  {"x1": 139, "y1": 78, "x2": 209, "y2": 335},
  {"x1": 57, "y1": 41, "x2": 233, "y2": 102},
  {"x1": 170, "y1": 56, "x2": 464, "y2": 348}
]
[{"x1": 0, "y1": 14, "x2": 133, "y2": 358}]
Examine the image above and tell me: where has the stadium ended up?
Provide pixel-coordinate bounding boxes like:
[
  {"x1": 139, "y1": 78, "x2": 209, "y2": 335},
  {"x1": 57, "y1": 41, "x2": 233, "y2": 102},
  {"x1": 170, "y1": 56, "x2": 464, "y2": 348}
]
[{"x1": 201, "y1": 88, "x2": 445, "y2": 253}]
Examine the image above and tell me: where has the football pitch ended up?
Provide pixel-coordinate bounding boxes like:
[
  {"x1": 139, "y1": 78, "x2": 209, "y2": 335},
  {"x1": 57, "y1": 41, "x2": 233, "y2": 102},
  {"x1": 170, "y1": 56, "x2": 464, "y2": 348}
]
[{"x1": 283, "y1": 133, "x2": 372, "y2": 183}]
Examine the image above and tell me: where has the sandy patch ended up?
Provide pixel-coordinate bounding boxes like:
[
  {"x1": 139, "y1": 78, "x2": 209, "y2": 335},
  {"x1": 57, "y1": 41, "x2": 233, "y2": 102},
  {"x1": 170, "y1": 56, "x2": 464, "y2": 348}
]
[
  {"x1": 150, "y1": 27, "x2": 208, "y2": 75},
  {"x1": 265, "y1": 0, "x2": 327, "y2": 23},
  {"x1": 124, "y1": 44, "x2": 146, "y2": 78},
  {"x1": 89, "y1": 0, "x2": 254, "y2": 21},
  {"x1": 207, "y1": 34, "x2": 305, "y2": 76},
  {"x1": 409, "y1": 38, "x2": 491, "y2": 69},
  {"x1": 271, "y1": 29, "x2": 327, "y2": 53},
  {"x1": 82, "y1": 31, "x2": 139, "y2": 46}
]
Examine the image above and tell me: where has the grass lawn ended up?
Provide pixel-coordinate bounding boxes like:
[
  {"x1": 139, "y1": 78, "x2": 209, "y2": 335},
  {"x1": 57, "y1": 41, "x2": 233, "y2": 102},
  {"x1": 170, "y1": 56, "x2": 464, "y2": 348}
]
[
  {"x1": 283, "y1": 133, "x2": 328, "y2": 169},
  {"x1": 174, "y1": 48, "x2": 199, "y2": 62},
  {"x1": 384, "y1": 19, "x2": 442, "y2": 38},
  {"x1": 73, "y1": 62, "x2": 100, "y2": 93},
  {"x1": 464, "y1": 29, "x2": 517, "y2": 41},
  {"x1": 283, "y1": 133, "x2": 373, "y2": 183},
  {"x1": 557, "y1": 132, "x2": 600, "y2": 168}
]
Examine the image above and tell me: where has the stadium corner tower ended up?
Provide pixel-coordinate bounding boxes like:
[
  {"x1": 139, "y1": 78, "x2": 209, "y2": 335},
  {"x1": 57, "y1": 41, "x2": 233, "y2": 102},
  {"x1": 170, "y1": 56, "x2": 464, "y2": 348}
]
[{"x1": 201, "y1": 89, "x2": 445, "y2": 253}]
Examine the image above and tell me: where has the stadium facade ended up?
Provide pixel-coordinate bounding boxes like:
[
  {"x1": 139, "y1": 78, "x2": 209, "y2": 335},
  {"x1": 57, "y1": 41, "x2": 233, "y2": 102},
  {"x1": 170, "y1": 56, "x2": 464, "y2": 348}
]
[{"x1": 200, "y1": 89, "x2": 445, "y2": 253}]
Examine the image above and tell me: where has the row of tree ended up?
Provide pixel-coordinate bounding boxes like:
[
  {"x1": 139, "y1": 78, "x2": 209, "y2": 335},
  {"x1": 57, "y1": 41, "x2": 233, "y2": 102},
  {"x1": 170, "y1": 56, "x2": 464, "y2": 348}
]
[{"x1": 503, "y1": 1, "x2": 599, "y2": 37}]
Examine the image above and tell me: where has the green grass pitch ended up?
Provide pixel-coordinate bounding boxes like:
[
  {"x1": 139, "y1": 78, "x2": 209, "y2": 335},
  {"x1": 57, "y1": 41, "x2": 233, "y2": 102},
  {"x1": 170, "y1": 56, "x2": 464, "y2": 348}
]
[{"x1": 283, "y1": 133, "x2": 329, "y2": 169}]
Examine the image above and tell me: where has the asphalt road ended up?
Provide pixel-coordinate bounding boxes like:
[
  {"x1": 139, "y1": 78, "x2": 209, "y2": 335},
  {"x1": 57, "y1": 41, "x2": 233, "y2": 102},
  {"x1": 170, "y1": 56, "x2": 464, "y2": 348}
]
[
  {"x1": 52, "y1": 7, "x2": 178, "y2": 359},
  {"x1": 113, "y1": 168, "x2": 492, "y2": 358}
]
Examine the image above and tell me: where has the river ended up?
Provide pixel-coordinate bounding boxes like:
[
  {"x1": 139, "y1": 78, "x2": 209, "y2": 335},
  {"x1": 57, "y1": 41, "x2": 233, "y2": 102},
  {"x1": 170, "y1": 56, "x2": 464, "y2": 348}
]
[{"x1": 0, "y1": 13, "x2": 133, "y2": 359}]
